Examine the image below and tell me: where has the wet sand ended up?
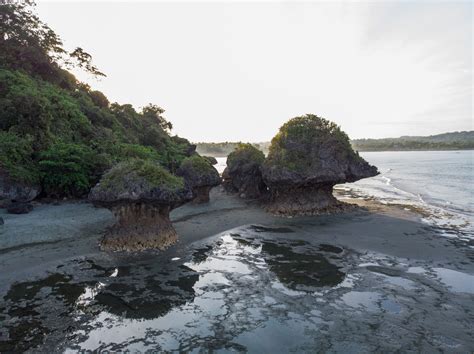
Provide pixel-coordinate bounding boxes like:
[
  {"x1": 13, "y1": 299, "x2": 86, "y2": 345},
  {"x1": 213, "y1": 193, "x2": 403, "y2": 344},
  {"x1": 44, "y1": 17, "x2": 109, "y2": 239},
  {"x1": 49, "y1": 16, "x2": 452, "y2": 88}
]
[{"x1": 0, "y1": 187, "x2": 473, "y2": 352}]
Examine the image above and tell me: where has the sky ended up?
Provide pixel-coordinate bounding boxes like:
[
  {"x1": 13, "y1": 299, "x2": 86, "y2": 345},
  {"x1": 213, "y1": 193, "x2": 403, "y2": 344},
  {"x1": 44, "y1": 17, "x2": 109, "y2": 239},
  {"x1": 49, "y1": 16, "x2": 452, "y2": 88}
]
[{"x1": 35, "y1": 1, "x2": 472, "y2": 142}]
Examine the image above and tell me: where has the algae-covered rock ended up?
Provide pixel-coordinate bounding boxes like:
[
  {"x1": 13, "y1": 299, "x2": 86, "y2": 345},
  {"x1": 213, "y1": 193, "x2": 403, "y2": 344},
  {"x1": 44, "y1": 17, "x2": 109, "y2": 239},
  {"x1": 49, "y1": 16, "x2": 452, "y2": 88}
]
[
  {"x1": 176, "y1": 155, "x2": 220, "y2": 203},
  {"x1": 222, "y1": 143, "x2": 267, "y2": 199},
  {"x1": 262, "y1": 114, "x2": 378, "y2": 215},
  {"x1": 89, "y1": 159, "x2": 193, "y2": 251}
]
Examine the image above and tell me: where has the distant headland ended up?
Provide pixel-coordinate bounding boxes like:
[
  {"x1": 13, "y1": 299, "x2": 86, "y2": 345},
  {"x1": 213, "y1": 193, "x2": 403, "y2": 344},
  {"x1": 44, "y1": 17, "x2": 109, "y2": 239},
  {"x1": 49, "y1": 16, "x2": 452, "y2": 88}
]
[{"x1": 196, "y1": 131, "x2": 474, "y2": 156}]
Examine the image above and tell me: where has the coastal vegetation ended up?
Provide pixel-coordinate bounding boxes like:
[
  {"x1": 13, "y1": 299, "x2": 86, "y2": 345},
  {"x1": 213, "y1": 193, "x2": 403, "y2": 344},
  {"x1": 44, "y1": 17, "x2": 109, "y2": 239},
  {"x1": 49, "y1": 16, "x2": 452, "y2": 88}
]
[{"x1": 0, "y1": 1, "x2": 194, "y2": 201}]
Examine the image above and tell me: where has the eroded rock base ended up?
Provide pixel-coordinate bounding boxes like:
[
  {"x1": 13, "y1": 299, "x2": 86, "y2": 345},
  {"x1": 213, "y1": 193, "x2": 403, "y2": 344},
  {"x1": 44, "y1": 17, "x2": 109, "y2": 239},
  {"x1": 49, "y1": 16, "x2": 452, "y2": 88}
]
[
  {"x1": 266, "y1": 185, "x2": 357, "y2": 216},
  {"x1": 101, "y1": 203, "x2": 178, "y2": 252},
  {"x1": 192, "y1": 186, "x2": 212, "y2": 204}
]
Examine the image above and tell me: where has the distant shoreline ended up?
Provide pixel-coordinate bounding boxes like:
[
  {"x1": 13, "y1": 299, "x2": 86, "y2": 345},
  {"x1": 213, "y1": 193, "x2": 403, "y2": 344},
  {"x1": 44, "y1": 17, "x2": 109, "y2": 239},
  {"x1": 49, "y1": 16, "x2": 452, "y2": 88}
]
[{"x1": 198, "y1": 148, "x2": 474, "y2": 158}]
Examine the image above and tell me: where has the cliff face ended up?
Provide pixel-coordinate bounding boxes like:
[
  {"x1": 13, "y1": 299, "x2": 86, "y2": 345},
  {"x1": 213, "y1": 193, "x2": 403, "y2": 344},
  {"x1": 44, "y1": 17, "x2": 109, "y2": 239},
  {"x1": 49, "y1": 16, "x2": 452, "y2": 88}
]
[{"x1": 262, "y1": 114, "x2": 378, "y2": 215}]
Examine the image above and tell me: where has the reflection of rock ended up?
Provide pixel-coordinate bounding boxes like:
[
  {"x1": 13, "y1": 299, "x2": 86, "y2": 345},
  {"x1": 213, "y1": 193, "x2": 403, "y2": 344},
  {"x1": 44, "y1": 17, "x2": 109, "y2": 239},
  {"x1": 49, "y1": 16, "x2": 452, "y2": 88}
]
[
  {"x1": 95, "y1": 265, "x2": 200, "y2": 319},
  {"x1": 262, "y1": 114, "x2": 378, "y2": 215},
  {"x1": 1, "y1": 273, "x2": 83, "y2": 352},
  {"x1": 7, "y1": 202, "x2": 33, "y2": 214},
  {"x1": 89, "y1": 159, "x2": 193, "y2": 251},
  {"x1": 0, "y1": 255, "x2": 205, "y2": 352},
  {"x1": 261, "y1": 240, "x2": 345, "y2": 290},
  {"x1": 177, "y1": 155, "x2": 220, "y2": 204},
  {"x1": 223, "y1": 144, "x2": 267, "y2": 199}
]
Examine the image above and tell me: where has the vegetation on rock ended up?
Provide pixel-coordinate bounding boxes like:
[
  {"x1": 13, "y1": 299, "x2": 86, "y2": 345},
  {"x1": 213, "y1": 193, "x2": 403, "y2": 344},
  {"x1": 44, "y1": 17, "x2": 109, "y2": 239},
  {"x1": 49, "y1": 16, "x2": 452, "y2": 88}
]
[
  {"x1": 177, "y1": 155, "x2": 220, "y2": 203},
  {"x1": 93, "y1": 159, "x2": 186, "y2": 200},
  {"x1": 223, "y1": 143, "x2": 267, "y2": 199},
  {"x1": 227, "y1": 143, "x2": 265, "y2": 167},
  {"x1": 265, "y1": 114, "x2": 359, "y2": 173}
]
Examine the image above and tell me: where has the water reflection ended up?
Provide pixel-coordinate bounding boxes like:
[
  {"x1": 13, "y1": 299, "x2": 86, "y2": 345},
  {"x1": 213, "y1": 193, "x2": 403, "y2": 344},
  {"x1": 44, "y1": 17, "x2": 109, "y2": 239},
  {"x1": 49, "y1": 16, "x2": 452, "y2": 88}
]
[{"x1": 2, "y1": 228, "x2": 472, "y2": 352}]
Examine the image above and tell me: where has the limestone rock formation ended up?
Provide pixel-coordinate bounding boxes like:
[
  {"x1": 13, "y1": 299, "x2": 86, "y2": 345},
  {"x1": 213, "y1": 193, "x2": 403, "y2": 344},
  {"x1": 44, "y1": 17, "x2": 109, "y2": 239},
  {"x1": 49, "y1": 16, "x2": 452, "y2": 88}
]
[
  {"x1": 262, "y1": 114, "x2": 378, "y2": 215},
  {"x1": 0, "y1": 169, "x2": 40, "y2": 202},
  {"x1": 89, "y1": 159, "x2": 193, "y2": 252},
  {"x1": 222, "y1": 143, "x2": 267, "y2": 199},
  {"x1": 176, "y1": 155, "x2": 220, "y2": 203}
]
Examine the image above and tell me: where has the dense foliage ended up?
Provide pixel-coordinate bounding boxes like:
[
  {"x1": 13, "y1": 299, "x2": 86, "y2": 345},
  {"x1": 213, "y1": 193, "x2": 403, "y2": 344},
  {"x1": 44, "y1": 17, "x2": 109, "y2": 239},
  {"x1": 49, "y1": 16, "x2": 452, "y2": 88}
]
[
  {"x1": 266, "y1": 114, "x2": 359, "y2": 172},
  {"x1": 0, "y1": 1, "x2": 193, "y2": 198}
]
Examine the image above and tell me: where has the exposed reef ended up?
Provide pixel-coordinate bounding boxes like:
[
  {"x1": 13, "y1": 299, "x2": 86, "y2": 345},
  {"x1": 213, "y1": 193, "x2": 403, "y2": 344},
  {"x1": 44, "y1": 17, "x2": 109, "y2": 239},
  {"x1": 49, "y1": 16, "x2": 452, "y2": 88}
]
[
  {"x1": 222, "y1": 143, "x2": 267, "y2": 199},
  {"x1": 177, "y1": 155, "x2": 220, "y2": 203},
  {"x1": 262, "y1": 114, "x2": 378, "y2": 215},
  {"x1": 89, "y1": 159, "x2": 193, "y2": 251}
]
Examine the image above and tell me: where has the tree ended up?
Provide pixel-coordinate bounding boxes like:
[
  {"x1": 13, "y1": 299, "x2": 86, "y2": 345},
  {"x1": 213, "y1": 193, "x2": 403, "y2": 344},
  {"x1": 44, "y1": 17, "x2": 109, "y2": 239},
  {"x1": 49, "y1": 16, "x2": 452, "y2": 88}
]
[
  {"x1": 0, "y1": 0, "x2": 105, "y2": 81},
  {"x1": 142, "y1": 103, "x2": 173, "y2": 132}
]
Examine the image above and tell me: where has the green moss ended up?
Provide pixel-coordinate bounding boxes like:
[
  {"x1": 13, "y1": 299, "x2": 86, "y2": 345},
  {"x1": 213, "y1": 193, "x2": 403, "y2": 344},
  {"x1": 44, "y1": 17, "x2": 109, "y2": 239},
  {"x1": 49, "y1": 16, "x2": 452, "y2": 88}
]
[
  {"x1": 266, "y1": 114, "x2": 357, "y2": 172},
  {"x1": 227, "y1": 143, "x2": 265, "y2": 167},
  {"x1": 179, "y1": 155, "x2": 214, "y2": 174},
  {"x1": 102, "y1": 159, "x2": 184, "y2": 191}
]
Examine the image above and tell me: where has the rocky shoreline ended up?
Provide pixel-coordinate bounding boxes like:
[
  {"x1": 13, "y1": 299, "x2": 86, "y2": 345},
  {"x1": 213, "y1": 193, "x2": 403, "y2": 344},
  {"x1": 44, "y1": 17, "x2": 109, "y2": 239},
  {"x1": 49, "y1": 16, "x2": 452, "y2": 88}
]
[{"x1": 1, "y1": 186, "x2": 473, "y2": 352}]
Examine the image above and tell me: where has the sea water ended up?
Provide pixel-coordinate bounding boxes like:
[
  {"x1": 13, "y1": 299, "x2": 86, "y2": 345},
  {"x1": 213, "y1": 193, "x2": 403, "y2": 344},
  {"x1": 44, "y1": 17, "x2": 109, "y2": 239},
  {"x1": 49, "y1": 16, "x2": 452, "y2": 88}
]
[{"x1": 346, "y1": 151, "x2": 474, "y2": 240}]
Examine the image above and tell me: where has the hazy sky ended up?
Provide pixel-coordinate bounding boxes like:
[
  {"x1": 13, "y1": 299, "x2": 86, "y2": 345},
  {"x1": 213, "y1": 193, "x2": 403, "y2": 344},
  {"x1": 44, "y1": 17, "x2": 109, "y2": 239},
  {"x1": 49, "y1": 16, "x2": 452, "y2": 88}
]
[{"x1": 36, "y1": 1, "x2": 472, "y2": 142}]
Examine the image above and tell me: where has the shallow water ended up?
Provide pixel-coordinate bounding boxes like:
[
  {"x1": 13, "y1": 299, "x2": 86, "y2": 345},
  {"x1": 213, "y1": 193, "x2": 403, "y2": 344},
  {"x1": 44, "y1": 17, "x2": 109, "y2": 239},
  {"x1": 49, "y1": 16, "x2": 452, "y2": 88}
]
[
  {"x1": 1, "y1": 224, "x2": 473, "y2": 352},
  {"x1": 342, "y1": 150, "x2": 474, "y2": 241}
]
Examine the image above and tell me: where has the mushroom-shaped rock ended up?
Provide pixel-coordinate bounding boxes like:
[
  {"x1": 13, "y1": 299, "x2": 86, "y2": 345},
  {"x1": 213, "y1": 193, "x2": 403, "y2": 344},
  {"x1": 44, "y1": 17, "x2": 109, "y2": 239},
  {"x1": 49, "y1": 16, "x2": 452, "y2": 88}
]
[
  {"x1": 222, "y1": 143, "x2": 267, "y2": 199},
  {"x1": 89, "y1": 159, "x2": 193, "y2": 252},
  {"x1": 262, "y1": 114, "x2": 378, "y2": 215},
  {"x1": 176, "y1": 155, "x2": 221, "y2": 203}
]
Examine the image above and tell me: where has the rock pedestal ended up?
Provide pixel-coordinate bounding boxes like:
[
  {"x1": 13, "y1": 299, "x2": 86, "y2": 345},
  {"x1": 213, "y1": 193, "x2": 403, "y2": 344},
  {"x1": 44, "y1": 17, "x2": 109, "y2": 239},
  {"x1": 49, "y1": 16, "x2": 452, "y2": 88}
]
[{"x1": 102, "y1": 203, "x2": 177, "y2": 252}]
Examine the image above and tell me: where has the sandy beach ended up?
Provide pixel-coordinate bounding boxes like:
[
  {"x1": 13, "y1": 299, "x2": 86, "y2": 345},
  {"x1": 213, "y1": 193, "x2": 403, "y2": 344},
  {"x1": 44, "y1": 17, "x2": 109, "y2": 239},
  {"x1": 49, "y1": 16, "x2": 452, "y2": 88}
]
[{"x1": 1, "y1": 187, "x2": 473, "y2": 352}]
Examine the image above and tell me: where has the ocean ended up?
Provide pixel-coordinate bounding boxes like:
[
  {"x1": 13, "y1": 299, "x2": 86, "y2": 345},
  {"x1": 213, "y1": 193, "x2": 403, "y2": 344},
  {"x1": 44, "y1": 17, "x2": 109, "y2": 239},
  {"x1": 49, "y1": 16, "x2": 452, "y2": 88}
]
[{"x1": 346, "y1": 151, "x2": 474, "y2": 241}]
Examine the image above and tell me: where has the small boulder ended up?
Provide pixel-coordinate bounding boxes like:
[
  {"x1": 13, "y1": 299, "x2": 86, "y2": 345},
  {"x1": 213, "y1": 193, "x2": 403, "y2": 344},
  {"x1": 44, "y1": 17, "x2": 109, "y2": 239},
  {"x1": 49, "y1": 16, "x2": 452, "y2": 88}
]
[
  {"x1": 0, "y1": 168, "x2": 40, "y2": 202},
  {"x1": 89, "y1": 159, "x2": 193, "y2": 252},
  {"x1": 176, "y1": 155, "x2": 220, "y2": 203},
  {"x1": 262, "y1": 114, "x2": 378, "y2": 215},
  {"x1": 0, "y1": 199, "x2": 11, "y2": 209},
  {"x1": 222, "y1": 143, "x2": 267, "y2": 199},
  {"x1": 7, "y1": 202, "x2": 33, "y2": 214},
  {"x1": 0, "y1": 217, "x2": 4, "y2": 225}
]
